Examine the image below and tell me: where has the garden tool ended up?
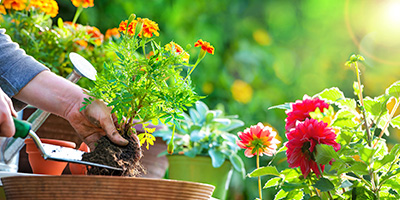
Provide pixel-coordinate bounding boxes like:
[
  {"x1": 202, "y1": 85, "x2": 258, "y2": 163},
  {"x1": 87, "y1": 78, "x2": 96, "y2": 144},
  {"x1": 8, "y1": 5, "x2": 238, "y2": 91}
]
[
  {"x1": 2, "y1": 53, "x2": 97, "y2": 163},
  {"x1": 11, "y1": 118, "x2": 122, "y2": 171}
]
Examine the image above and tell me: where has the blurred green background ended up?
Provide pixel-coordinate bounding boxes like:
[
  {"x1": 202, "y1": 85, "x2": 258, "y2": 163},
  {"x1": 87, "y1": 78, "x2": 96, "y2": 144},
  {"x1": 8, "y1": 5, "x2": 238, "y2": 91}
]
[{"x1": 56, "y1": 0, "x2": 400, "y2": 199}]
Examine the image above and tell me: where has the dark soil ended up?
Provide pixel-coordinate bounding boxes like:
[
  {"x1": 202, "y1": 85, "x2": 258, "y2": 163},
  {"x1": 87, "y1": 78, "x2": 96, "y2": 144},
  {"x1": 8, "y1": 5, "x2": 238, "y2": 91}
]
[{"x1": 81, "y1": 132, "x2": 143, "y2": 177}]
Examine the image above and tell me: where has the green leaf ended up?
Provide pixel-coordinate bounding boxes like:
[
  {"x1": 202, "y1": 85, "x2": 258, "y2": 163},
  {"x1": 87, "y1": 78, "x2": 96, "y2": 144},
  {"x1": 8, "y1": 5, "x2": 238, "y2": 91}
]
[
  {"x1": 264, "y1": 177, "x2": 281, "y2": 189},
  {"x1": 247, "y1": 166, "x2": 280, "y2": 177},
  {"x1": 190, "y1": 130, "x2": 207, "y2": 142},
  {"x1": 338, "y1": 162, "x2": 369, "y2": 175},
  {"x1": 208, "y1": 149, "x2": 225, "y2": 168},
  {"x1": 115, "y1": 51, "x2": 125, "y2": 61},
  {"x1": 195, "y1": 101, "x2": 208, "y2": 118},
  {"x1": 359, "y1": 146, "x2": 374, "y2": 163},
  {"x1": 364, "y1": 95, "x2": 387, "y2": 118},
  {"x1": 332, "y1": 110, "x2": 358, "y2": 128},
  {"x1": 339, "y1": 180, "x2": 353, "y2": 188},
  {"x1": 281, "y1": 182, "x2": 308, "y2": 192},
  {"x1": 274, "y1": 189, "x2": 288, "y2": 200},
  {"x1": 189, "y1": 108, "x2": 201, "y2": 124},
  {"x1": 313, "y1": 178, "x2": 335, "y2": 192},
  {"x1": 308, "y1": 197, "x2": 322, "y2": 200},
  {"x1": 268, "y1": 103, "x2": 291, "y2": 110},
  {"x1": 220, "y1": 119, "x2": 245, "y2": 132},
  {"x1": 391, "y1": 115, "x2": 400, "y2": 129},
  {"x1": 229, "y1": 154, "x2": 245, "y2": 176},
  {"x1": 316, "y1": 87, "x2": 356, "y2": 110},
  {"x1": 315, "y1": 144, "x2": 340, "y2": 165},
  {"x1": 373, "y1": 154, "x2": 395, "y2": 171},
  {"x1": 386, "y1": 81, "x2": 400, "y2": 98},
  {"x1": 316, "y1": 87, "x2": 344, "y2": 102}
]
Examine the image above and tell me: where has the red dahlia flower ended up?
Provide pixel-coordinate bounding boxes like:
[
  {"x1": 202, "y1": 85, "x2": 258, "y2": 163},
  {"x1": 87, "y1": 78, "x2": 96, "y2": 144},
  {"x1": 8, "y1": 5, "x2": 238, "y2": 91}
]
[
  {"x1": 237, "y1": 122, "x2": 280, "y2": 158},
  {"x1": 285, "y1": 95, "x2": 330, "y2": 132},
  {"x1": 286, "y1": 118, "x2": 340, "y2": 178}
]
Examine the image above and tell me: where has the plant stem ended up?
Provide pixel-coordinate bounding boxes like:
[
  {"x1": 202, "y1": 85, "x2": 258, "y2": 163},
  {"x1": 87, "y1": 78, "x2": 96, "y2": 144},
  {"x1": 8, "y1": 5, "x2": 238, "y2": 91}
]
[
  {"x1": 72, "y1": 5, "x2": 83, "y2": 24},
  {"x1": 316, "y1": 164, "x2": 334, "y2": 200},
  {"x1": 354, "y1": 62, "x2": 372, "y2": 147},
  {"x1": 373, "y1": 97, "x2": 400, "y2": 148},
  {"x1": 256, "y1": 150, "x2": 262, "y2": 200}
]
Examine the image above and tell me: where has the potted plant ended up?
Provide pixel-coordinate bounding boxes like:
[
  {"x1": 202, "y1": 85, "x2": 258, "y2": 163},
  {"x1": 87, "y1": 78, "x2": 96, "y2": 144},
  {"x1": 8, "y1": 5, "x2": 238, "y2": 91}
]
[
  {"x1": 2, "y1": 11, "x2": 216, "y2": 199},
  {"x1": 154, "y1": 101, "x2": 246, "y2": 200}
]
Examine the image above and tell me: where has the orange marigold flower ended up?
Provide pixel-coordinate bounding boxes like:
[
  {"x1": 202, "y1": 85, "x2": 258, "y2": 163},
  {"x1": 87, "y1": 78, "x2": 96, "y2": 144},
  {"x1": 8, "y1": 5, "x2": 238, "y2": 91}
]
[
  {"x1": 40, "y1": 0, "x2": 59, "y2": 17},
  {"x1": 86, "y1": 26, "x2": 104, "y2": 46},
  {"x1": 165, "y1": 41, "x2": 190, "y2": 63},
  {"x1": 105, "y1": 28, "x2": 120, "y2": 40},
  {"x1": 71, "y1": 0, "x2": 94, "y2": 8},
  {"x1": 3, "y1": 0, "x2": 27, "y2": 11},
  {"x1": 0, "y1": 5, "x2": 6, "y2": 15},
  {"x1": 118, "y1": 20, "x2": 128, "y2": 33},
  {"x1": 194, "y1": 39, "x2": 214, "y2": 55},
  {"x1": 138, "y1": 17, "x2": 159, "y2": 38},
  {"x1": 237, "y1": 122, "x2": 281, "y2": 158},
  {"x1": 127, "y1": 20, "x2": 137, "y2": 36},
  {"x1": 75, "y1": 39, "x2": 88, "y2": 49}
]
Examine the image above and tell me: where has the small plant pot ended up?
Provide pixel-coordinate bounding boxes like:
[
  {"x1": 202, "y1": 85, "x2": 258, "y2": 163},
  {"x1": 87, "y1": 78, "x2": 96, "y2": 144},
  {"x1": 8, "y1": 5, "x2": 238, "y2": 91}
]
[
  {"x1": 68, "y1": 142, "x2": 89, "y2": 175},
  {"x1": 25, "y1": 138, "x2": 76, "y2": 175}
]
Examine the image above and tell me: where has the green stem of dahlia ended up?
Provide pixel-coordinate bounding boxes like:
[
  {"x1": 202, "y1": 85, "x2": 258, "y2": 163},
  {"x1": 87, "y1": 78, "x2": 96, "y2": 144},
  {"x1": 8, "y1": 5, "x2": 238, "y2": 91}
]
[
  {"x1": 354, "y1": 62, "x2": 372, "y2": 147},
  {"x1": 256, "y1": 150, "x2": 262, "y2": 200}
]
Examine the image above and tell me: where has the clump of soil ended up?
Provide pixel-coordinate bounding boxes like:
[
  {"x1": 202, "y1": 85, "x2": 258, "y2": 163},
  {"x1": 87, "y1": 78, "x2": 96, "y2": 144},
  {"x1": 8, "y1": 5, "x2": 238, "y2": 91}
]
[{"x1": 81, "y1": 132, "x2": 143, "y2": 177}]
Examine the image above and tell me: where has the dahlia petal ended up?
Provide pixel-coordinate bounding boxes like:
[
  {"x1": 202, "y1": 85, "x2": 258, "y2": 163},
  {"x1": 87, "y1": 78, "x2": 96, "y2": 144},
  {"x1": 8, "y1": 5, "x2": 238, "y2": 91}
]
[
  {"x1": 244, "y1": 149, "x2": 255, "y2": 158},
  {"x1": 236, "y1": 141, "x2": 247, "y2": 149}
]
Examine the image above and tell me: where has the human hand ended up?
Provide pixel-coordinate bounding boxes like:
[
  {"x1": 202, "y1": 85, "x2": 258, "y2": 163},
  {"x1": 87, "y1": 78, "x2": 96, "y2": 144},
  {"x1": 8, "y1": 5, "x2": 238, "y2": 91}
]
[
  {"x1": 0, "y1": 88, "x2": 17, "y2": 137},
  {"x1": 66, "y1": 99, "x2": 128, "y2": 150}
]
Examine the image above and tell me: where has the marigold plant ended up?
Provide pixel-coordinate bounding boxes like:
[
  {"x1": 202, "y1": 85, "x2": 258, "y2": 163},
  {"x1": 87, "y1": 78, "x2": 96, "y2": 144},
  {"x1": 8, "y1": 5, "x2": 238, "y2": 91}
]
[{"x1": 84, "y1": 14, "x2": 214, "y2": 149}]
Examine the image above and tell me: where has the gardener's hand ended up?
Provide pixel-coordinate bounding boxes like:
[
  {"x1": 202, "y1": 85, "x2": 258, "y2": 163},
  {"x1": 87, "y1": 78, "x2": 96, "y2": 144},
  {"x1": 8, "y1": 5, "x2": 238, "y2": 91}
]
[
  {"x1": 0, "y1": 88, "x2": 17, "y2": 137},
  {"x1": 67, "y1": 99, "x2": 129, "y2": 150},
  {"x1": 13, "y1": 71, "x2": 128, "y2": 150}
]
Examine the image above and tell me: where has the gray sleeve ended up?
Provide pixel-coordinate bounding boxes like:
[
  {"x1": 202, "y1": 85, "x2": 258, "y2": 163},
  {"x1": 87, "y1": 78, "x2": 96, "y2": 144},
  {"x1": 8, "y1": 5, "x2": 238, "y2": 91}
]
[{"x1": 0, "y1": 28, "x2": 49, "y2": 98}]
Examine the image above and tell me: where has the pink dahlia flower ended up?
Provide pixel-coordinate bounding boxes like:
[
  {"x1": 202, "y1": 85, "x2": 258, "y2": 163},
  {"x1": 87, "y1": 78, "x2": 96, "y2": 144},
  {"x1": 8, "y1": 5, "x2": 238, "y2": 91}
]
[
  {"x1": 237, "y1": 122, "x2": 281, "y2": 158},
  {"x1": 285, "y1": 96, "x2": 330, "y2": 132},
  {"x1": 286, "y1": 118, "x2": 340, "y2": 178}
]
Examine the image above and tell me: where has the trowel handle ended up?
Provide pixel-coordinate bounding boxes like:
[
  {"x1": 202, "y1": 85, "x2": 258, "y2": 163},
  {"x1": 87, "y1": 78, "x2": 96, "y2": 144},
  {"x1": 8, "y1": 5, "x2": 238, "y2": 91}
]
[{"x1": 13, "y1": 118, "x2": 32, "y2": 138}]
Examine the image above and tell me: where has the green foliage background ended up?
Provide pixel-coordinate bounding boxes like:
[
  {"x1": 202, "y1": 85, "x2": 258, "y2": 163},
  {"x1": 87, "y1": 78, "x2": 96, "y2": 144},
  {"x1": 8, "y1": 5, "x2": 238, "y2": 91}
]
[{"x1": 55, "y1": 0, "x2": 400, "y2": 199}]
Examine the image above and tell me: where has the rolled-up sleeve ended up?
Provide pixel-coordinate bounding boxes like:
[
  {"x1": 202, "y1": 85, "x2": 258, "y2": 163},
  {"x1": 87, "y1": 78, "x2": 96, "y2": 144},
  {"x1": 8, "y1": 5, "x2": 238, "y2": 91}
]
[{"x1": 0, "y1": 28, "x2": 48, "y2": 98}]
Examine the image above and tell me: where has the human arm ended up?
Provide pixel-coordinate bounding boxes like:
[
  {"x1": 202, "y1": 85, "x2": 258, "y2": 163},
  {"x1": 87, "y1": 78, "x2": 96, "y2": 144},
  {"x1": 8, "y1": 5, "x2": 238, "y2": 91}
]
[
  {"x1": 13, "y1": 71, "x2": 128, "y2": 150},
  {"x1": 0, "y1": 28, "x2": 127, "y2": 149}
]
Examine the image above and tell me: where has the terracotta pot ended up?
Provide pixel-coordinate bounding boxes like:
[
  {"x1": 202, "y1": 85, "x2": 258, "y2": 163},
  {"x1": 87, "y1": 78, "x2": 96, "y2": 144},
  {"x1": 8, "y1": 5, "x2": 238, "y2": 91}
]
[
  {"x1": 25, "y1": 139, "x2": 76, "y2": 175},
  {"x1": 1, "y1": 175, "x2": 215, "y2": 200},
  {"x1": 68, "y1": 142, "x2": 89, "y2": 175},
  {"x1": 19, "y1": 107, "x2": 83, "y2": 174}
]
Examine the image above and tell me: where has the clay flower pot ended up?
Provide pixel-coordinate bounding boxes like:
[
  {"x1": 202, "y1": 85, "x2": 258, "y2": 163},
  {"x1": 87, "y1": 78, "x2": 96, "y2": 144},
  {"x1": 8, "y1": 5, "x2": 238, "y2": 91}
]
[
  {"x1": 1, "y1": 175, "x2": 215, "y2": 200},
  {"x1": 25, "y1": 138, "x2": 76, "y2": 175},
  {"x1": 68, "y1": 142, "x2": 89, "y2": 175}
]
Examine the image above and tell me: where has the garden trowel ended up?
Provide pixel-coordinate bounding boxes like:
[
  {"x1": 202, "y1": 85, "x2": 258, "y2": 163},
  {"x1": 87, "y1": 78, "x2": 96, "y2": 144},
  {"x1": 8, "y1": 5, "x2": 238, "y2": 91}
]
[{"x1": 8, "y1": 118, "x2": 122, "y2": 171}]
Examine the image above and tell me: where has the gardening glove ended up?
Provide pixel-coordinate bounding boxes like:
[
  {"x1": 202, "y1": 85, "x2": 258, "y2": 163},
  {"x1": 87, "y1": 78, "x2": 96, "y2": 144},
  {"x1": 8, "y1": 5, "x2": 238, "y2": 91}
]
[
  {"x1": 0, "y1": 87, "x2": 17, "y2": 137},
  {"x1": 67, "y1": 99, "x2": 129, "y2": 150}
]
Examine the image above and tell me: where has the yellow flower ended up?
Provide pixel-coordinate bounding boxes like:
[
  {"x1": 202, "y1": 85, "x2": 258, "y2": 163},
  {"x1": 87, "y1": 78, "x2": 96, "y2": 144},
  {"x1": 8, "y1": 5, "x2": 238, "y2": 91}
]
[
  {"x1": 138, "y1": 17, "x2": 159, "y2": 38},
  {"x1": 231, "y1": 80, "x2": 253, "y2": 104},
  {"x1": 3, "y1": 0, "x2": 27, "y2": 11},
  {"x1": 0, "y1": 5, "x2": 6, "y2": 15},
  {"x1": 71, "y1": 0, "x2": 94, "y2": 8},
  {"x1": 165, "y1": 41, "x2": 190, "y2": 63}
]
